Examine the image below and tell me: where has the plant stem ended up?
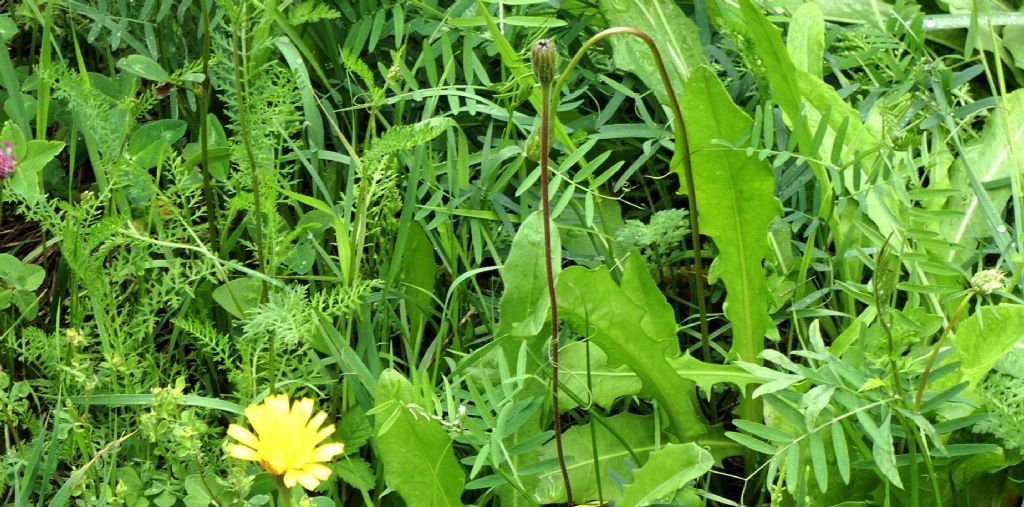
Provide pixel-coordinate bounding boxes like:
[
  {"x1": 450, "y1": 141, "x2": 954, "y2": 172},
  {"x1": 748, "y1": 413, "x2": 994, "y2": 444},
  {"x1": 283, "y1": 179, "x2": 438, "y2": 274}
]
[
  {"x1": 275, "y1": 478, "x2": 294, "y2": 507},
  {"x1": 36, "y1": 0, "x2": 55, "y2": 142},
  {"x1": 539, "y1": 75, "x2": 573, "y2": 507},
  {"x1": 914, "y1": 293, "x2": 972, "y2": 410},
  {"x1": 228, "y1": 2, "x2": 267, "y2": 300},
  {"x1": 198, "y1": 0, "x2": 220, "y2": 253},
  {"x1": 551, "y1": 27, "x2": 710, "y2": 373}
]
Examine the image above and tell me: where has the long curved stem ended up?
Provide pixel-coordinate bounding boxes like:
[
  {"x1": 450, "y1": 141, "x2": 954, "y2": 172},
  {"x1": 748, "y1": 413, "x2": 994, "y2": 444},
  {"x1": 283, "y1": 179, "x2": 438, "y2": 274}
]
[{"x1": 553, "y1": 27, "x2": 711, "y2": 368}]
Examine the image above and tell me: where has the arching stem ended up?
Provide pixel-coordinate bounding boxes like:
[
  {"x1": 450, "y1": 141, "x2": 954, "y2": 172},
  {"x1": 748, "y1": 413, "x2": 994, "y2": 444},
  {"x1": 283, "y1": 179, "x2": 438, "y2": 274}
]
[{"x1": 553, "y1": 27, "x2": 711, "y2": 375}]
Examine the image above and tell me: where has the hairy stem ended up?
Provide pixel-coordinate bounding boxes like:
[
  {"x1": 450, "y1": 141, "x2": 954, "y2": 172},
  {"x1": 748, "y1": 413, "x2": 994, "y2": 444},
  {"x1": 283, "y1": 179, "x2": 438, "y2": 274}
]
[{"x1": 539, "y1": 66, "x2": 573, "y2": 507}]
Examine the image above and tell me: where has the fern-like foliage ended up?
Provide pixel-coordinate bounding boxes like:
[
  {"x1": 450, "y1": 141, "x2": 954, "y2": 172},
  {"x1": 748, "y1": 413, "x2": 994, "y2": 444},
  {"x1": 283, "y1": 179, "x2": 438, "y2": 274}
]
[{"x1": 287, "y1": 0, "x2": 341, "y2": 26}]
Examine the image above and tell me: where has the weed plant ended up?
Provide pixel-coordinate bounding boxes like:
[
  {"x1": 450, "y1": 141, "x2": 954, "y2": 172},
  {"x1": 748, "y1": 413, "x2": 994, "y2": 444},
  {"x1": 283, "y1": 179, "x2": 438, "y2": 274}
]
[{"x1": 2, "y1": 0, "x2": 1024, "y2": 506}]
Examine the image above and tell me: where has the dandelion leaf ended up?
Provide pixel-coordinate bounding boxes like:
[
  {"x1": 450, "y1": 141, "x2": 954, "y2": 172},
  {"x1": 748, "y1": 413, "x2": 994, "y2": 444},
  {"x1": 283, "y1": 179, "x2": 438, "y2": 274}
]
[
  {"x1": 373, "y1": 369, "x2": 465, "y2": 507},
  {"x1": 556, "y1": 254, "x2": 706, "y2": 440},
  {"x1": 677, "y1": 66, "x2": 782, "y2": 363}
]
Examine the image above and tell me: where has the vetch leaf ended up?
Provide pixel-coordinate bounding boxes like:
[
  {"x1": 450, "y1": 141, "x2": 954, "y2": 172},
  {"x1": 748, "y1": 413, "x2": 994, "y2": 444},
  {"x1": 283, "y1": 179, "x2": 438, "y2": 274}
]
[
  {"x1": 724, "y1": 431, "x2": 777, "y2": 455},
  {"x1": 732, "y1": 420, "x2": 794, "y2": 444},
  {"x1": 871, "y1": 413, "x2": 903, "y2": 489},
  {"x1": 832, "y1": 421, "x2": 851, "y2": 484},
  {"x1": 808, "y1": 431, "x2": 828, "y2": 493},
  {"x1": 800, "y1": 384, "x2": 835, "y2": 426},
  {"x1": 785, "y1": 442, "x2": 802, "y2": 495}
]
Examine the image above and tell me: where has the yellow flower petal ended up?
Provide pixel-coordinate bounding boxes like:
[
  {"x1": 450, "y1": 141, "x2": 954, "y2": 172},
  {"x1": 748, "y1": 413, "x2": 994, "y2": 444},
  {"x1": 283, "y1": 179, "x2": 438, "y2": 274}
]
[
  {"x1": 293, "y1": 398, "x2": 314, "y2": 423},
  {"x1": 312, "y1": 443, "x2": 345, "y2": 462},
  {"x1": 307, "y1": 411, "x2": 328, "y2": 432},
  {"x1": 303, "y1": 463, "x2": 332, "y2": 480},
  {"x1": 295, "y1": 470, "x2": 321, "y2": 490},
  {"x1": 264, "y1": 450, "x2": 289, "y2": 474},
  {"x1": 227, "y1": 444, "x2": 259, "y2": 461},
  {"x1": 227, "y1": 424, "x2": 260, "y2": 448},
  {"x1": 245, "y1": 404, "x2": 271, "y2": 437},
  {"x1": 267, "y1": 394, "x2": 290, "y2": 415},
  {"x1": 283, "y1": 470, "x2": 299, "y2": 488},
  {"x1": 313, "y1": 424, "x2": 335, "y2": 445}
]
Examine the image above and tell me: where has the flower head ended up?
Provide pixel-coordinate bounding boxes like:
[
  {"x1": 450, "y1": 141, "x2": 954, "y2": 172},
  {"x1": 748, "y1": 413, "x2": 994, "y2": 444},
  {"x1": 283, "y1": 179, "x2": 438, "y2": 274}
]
[
  {"x1": 226, "y1": 394, "x2": 345, "y2": 490},
  {"x1": 531, "y1": 39, "x2": 557, "y2": 86},
  {"x1": 0, "y1": 141, "x2": 16, "y2": 179},
  {"x1": 971, "y1": 269, "x2": 1006, "y2": 295}
]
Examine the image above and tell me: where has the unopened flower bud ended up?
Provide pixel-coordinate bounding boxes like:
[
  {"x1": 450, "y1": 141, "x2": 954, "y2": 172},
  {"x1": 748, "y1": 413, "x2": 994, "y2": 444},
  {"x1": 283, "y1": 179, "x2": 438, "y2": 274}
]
[{"x1": 531, "y1": 39, "x2": 557, "y2": 86}]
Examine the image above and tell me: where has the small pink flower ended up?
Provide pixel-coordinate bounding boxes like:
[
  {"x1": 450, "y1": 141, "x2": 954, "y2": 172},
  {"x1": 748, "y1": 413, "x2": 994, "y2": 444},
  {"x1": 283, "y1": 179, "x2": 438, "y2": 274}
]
[{"x1": 0, "y1": 141, "x2": 15, "y2": 179}]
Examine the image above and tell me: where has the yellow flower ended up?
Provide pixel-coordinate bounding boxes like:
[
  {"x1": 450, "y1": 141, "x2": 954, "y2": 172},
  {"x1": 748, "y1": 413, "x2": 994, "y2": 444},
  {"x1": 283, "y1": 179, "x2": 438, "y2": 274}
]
[{"x1": 226, "y1": 394, "x2": 345, "y2": 490}]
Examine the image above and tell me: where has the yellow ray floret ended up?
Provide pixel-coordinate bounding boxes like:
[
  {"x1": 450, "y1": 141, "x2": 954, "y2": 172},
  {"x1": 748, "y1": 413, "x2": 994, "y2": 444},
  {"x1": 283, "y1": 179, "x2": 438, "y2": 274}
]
[{"x1": 226, "y1": 394, "x2": 346, "y2": 490}]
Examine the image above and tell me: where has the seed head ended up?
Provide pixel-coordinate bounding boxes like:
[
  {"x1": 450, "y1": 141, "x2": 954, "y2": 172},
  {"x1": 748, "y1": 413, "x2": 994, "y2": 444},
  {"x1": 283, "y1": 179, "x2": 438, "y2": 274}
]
[{"x1": 531, "y1": 39, "x2": 557, "y2": 86}]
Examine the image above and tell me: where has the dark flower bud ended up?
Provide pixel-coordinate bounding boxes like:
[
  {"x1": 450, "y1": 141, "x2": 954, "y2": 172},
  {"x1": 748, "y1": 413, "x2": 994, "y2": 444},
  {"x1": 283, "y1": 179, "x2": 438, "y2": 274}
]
[{"x1": 531, "y1": 39, "x2": 557, "y2": 86}]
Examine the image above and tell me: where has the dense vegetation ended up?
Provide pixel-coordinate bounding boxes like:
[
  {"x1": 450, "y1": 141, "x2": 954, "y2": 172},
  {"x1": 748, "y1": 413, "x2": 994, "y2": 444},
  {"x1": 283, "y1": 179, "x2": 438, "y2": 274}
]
[{"x1": 3, "y1": 0, "x2": 1024, "y2": 505}]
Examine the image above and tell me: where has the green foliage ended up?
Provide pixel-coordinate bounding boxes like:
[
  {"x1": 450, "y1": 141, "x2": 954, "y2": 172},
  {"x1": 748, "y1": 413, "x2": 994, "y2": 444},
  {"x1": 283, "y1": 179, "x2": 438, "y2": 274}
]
[
  {"x1": 373, "y1": 369, "x2": 466, "y2": 507},
  {"x1": 619, "y1": 443, "x2": 713, "y2": 506},
  {"x1": 598, "y1": 0, "x2": 706, "y2": 103},
  {"x1": 5, "y1": 0, "x2": 1024, "y2": 505},
  {"x1": 949, "y1": 304, "x2": 1024, "y2": 388},
  {"x1": 678, "y1": 65, "x2": 782, "y2": 364},
  {"x1": 497, "y1": 212, "x2": 559, "y2": 338},
  {"x1": 613, "y1": 208, "x2": 690, "y2": 259},
  {"x1": 974, "y1": 348, "x2": 1024, "y2": 450},
  {"x1": 534, "y1": 413, "x2": 657, "y2": 504},
  {"x1": 0, "y1": 253, "x2": 43, "y2": 317},
  {"x1": 557, "y1": 254, "x2": 707, "y2": 441}
]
